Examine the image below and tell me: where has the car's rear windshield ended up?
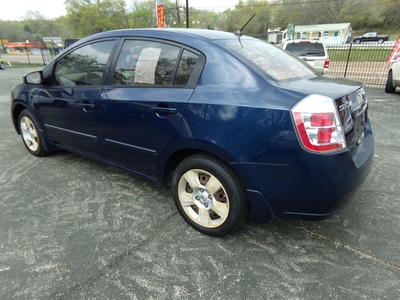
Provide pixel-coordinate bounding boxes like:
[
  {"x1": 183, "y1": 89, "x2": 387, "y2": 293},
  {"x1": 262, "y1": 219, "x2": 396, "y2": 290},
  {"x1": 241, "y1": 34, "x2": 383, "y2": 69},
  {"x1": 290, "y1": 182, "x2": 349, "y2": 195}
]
[
  {"x1": 215, "y1": 39, "x2": 317, "y2": 81},
  {"x1": 285, "y1": 42, "x2": 326, "y2": 57}
]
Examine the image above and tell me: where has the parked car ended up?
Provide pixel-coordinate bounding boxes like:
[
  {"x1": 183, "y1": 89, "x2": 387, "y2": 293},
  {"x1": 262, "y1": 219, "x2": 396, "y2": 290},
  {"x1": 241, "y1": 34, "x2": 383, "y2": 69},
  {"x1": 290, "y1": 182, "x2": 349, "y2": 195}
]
[
  {"x1": 10, "y1": 29, "x2": 374, "y2": 236},
  {"x1": 280, "y1": 39, "x2": 330, "y2": 74},
  {"x1": 64, "y1": 38, "x2": 80, "y2": 49},
  {"x1": 0, "y1": 58, "x2": 6, "y2": 70},
  {"x1": 385, "y1": 58, "x2": 400, "y2": 93},
  {"x1": 353, "y1": 32, "x2": 390, "y2": 44}
]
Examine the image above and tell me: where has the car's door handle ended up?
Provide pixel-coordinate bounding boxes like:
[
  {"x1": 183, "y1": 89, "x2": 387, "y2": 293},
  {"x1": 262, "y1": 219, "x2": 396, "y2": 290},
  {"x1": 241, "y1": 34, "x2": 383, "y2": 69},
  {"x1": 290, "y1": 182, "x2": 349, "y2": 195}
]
[
  {"x1": 151, "y1": 107, "x2": 177, "y2": 115},
  {"x1": 80, "y1": 103, "x2": 95, "y2": 112}
]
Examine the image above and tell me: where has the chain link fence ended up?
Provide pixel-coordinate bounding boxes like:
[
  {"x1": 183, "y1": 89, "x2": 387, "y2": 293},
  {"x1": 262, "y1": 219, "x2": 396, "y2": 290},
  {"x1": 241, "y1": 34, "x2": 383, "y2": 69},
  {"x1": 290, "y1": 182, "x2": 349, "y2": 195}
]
[
  {"x1": 0, "y1": 48, "x2": 58, "y2": 67},
  {"x1": 326, "y1": 42, "x2": 395, "y2": 87}
]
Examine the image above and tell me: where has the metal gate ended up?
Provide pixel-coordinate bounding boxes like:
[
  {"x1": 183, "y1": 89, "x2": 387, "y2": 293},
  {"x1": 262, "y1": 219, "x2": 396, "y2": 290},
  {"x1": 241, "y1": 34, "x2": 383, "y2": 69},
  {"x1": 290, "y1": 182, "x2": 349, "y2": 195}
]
[{"x1": 326, "y1": 42, "x2": 395, "y2": 87}]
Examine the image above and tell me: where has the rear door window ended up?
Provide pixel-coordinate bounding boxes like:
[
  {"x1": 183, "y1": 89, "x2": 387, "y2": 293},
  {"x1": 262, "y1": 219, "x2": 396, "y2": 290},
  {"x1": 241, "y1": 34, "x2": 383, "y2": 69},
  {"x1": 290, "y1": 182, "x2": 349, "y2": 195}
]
[
  {"x1": 113, "y1": 40, "x2": 180, "y2": 85},
  {"x1": 112, "y1": 40, "x2": 201, "y2": 87},
  {"x1": 174, "y1": 49, "x2": 199, "y2": 86}
]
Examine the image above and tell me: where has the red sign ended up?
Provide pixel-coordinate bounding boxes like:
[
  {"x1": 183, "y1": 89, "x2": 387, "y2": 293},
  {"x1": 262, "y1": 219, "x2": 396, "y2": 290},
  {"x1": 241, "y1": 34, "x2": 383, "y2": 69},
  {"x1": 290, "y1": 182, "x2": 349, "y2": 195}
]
[
  {"x1": 157, "y1": 4, "x2": 165, "y2": 28},
  {"x1": 387, "y1": 36, "x2": 400, "y2": 63}
]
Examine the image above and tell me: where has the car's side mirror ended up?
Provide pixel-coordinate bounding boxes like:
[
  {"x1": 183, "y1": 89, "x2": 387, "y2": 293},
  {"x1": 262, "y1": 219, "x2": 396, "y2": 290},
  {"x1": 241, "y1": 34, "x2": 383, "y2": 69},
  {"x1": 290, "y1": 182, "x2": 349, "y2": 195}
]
[{"x1": 23, "y1": 71, "x2": 43, "y2": 85}]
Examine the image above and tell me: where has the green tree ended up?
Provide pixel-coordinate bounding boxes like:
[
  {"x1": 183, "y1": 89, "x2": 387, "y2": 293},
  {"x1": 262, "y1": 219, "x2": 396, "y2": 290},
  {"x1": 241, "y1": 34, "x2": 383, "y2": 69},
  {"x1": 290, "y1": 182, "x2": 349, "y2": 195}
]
[
  {"x1": 130, "y1": 0, "x2": 157, "y2": 28},
  {"x1": 130, "y1": 0, "x2": 183, "y2": 28},
  {"x1": 65, "y1": 0, "x2": 133, "y2": 37},
  {"x1": 224, "y1": 0, "x2": 271, "y2": 37},
  {"x1": 272, "y1": 0, "x2": 376, "y2": 28},
  {"x1": 380, "y1": 0, "x2": 400, "y2": 30},
  {"x1": 0, "y1": 20, "x2": 25, "y2": 43},
  {"x1": 184, "y1": 9, "x2": 219, "y2": 29},
  {"x1": 23, "y1": 11, "x2": 49, "y2": 40}
]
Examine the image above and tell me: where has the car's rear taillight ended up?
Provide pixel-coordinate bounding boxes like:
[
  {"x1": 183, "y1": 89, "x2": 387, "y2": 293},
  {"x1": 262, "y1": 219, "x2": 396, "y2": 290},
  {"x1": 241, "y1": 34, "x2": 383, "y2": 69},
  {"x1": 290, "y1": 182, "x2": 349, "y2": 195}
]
[
  {"x1": 291, "y1": 94, "x2": 346, "y2": 153},
  {"x1": 324, "y1": 58, "x2": 330, "y2": 69}
]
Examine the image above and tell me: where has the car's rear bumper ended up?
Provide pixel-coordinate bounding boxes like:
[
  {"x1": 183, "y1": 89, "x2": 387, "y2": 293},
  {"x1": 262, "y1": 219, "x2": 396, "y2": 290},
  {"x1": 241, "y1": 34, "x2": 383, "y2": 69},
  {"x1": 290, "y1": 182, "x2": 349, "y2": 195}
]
[
  {"x1": 393, "y1": 78, "x2": 400, "y2": 88},
  {"x1": 239, "y1": 121, "x2": 374, "y2": 223}
]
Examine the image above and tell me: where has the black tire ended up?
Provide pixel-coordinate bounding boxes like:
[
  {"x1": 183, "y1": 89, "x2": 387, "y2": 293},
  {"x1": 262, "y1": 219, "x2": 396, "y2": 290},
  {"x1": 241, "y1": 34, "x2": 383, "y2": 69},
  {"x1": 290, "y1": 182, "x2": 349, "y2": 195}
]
[
  {"x1": 18, "y1": 110, "x2": 49, "y2": 156},
  {"x1": 354, "y1": 39, "x2": 361, "y2": 44},
  {"x1": 385, "y1": 71, "x2": 395, "y2": 93},
  {"x1": 0, "y1": 62, "x2": 5, "y2": 70},
  {"x1": 378, "y1": 39, "x2": 384, "y2": 44},
  {"x1": 171, "y1": 154, "x2": 248, "y2": 237}
]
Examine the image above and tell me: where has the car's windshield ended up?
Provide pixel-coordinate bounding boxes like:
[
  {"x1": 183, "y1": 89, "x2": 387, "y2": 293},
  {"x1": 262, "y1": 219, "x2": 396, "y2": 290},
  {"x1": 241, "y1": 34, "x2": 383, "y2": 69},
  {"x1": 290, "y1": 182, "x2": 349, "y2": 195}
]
[{"x1": 215, "y1": 39, "x2": 318, "y2": 81}]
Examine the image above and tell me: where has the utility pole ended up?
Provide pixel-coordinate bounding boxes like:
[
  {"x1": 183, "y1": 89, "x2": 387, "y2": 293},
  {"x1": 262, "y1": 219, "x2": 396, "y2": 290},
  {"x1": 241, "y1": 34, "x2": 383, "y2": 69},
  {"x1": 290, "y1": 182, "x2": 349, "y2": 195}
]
[
  {"x1": 186, "y1": 0, "x2": 189, "y2": 28},
  {"x1": 0, "y1": 20, "x2": 4, "y2": 52},
  {"x1": 176, "y1": 0, "x2": 181, "y2": 27}
]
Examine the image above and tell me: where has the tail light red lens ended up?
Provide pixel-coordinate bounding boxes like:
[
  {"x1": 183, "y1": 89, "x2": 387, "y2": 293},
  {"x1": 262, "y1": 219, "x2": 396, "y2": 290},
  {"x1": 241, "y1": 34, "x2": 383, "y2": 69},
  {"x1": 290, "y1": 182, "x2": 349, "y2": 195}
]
[
  {"x1": 291, "y1": 94, "x2": 346, "y2": 153},
  {"x1": 324, "y1": 58, "x2": 330, "y2": 69},
  {"x1": 311, "y1": 113, "x2": 333, "y2": 126},
  {"x1": 317, "y1": 127, "x2": 335, "y2": 144}
]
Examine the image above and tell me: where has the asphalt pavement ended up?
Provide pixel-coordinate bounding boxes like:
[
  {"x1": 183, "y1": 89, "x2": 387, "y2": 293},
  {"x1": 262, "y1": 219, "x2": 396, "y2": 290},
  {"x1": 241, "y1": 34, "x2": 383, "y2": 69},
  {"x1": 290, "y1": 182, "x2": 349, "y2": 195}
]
[{"x1": 1, "y1": 68, "x2": 399, "y2": 299}]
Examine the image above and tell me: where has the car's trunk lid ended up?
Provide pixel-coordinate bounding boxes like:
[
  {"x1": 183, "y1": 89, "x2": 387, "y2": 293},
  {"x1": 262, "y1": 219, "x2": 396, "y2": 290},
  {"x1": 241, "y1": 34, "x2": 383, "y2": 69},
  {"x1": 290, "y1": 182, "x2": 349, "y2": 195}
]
[
  {"x1": 281, "y1": 77, "x2": 368, "y2": 154},
  {"x1": 335, "y1": 86, "x2": 368, "y2": 154}
]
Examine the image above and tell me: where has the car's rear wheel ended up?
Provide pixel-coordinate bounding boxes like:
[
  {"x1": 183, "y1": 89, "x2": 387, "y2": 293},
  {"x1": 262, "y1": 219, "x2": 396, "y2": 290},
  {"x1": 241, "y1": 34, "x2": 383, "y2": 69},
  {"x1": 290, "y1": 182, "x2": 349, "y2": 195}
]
[
  {"x1": 18, "y1": 110, "x2": 49, "y2": 156},
  {"x1": 385, "y1": 71, "x2": 395, "y2": 93},
  {"x1": 171, "y1": 154, "x2": 248, "y2": 237},
  {"x1": 0, "y1": 62, "x2": 5, "y2": 70}
]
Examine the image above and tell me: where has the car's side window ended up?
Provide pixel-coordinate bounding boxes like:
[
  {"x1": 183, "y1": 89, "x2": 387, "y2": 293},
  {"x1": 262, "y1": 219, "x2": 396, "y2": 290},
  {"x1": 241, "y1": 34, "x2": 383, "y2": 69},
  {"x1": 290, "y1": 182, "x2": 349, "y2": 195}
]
[
  {"x1": 174, "y1": 50, "x2": 199, "y2": 86},
  {"x1": 113, "y1": 40, "x2": 181, "y2": 86},
  {"x1": 53, "y1": 40, "x2": 116, "y2": 86}
]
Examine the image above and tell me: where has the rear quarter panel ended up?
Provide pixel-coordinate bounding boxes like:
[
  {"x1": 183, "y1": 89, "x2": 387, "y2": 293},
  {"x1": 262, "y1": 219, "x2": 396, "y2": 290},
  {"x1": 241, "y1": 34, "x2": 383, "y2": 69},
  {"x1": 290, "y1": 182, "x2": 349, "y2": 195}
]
[
  {"x1": 157, "y1": 44, "x2": 307, "y2": 186},
  {"x1": 391, "y1": 62, "x2": 400, "y2": 87}
]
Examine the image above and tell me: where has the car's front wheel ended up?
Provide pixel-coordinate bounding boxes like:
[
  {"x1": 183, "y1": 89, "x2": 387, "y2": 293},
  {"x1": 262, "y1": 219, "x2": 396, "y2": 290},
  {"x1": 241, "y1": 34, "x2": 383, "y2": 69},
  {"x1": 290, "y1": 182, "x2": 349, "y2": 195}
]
[
  {"x1": 385, "y1": 71, "x2": 395, "y2": 93},
  {"x1": 172, "y1": 154, "x2": 248, "y2": 237},
  {"x1": 0, "y1": 62, "x2": 5, "y2": 70},
  {"x1": 18, "y1": 110, "x2": 49, "y2": 156},
  {"x1": 354, "y1": 39, "x2": 361, "y2": 44}
]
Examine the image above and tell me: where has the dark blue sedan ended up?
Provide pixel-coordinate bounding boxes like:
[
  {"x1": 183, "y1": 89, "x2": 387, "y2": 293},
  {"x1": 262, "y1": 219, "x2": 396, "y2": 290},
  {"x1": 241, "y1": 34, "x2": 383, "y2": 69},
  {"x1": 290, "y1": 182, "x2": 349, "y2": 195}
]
[{"x1": 10, "y1": 29, "x2": 374, "y2": 236}]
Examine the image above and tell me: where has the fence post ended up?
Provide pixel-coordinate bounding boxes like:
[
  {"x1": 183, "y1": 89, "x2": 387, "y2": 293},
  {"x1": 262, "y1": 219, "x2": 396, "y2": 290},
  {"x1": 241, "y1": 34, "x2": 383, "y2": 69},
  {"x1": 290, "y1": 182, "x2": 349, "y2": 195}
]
[
  {"x1": 344, "y1": 42, "x2": 352, "y2": 78},
  {"x1": 40, "y1": 49, "x2": 46, "y2": 65},
  {"x1": 25, "y1": 47, "x2": 31, "y2": 66}
]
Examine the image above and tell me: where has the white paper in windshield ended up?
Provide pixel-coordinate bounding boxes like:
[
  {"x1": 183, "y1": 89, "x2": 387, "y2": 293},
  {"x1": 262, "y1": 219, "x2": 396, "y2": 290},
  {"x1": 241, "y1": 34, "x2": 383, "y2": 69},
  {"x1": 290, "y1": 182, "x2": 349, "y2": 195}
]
[{"x1": 134, "y1": 48, "x2": 161, "y2": 84}]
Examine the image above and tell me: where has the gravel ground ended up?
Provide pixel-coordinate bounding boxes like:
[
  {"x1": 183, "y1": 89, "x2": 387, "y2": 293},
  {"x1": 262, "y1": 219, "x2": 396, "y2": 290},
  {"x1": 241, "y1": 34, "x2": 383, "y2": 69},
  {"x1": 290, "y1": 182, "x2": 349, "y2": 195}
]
[{"x1": 1, "y1": 68, "x2": 399, "y2": 299}]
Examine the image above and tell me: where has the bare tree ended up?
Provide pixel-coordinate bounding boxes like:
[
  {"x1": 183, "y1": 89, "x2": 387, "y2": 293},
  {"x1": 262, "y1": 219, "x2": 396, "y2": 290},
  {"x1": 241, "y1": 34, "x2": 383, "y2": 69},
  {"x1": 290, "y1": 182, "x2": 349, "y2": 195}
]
[{"x1": 381, "y1": 0, "x2": 400, "y2": 29}]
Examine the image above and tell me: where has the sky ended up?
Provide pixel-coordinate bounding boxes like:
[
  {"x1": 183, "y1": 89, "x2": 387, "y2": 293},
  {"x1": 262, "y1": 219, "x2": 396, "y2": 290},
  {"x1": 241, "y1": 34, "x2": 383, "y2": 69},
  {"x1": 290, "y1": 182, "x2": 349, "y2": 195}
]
[{"x1": 0, "y1": 0, "x2": 238, "y2": 21}]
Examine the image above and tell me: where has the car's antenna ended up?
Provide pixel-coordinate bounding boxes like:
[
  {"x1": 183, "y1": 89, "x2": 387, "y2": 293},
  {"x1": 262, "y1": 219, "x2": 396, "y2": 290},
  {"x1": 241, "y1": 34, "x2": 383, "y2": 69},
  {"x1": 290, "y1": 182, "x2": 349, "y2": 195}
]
[{"x1": 234, "y1": 14, "x2": 256, "y2": 47}]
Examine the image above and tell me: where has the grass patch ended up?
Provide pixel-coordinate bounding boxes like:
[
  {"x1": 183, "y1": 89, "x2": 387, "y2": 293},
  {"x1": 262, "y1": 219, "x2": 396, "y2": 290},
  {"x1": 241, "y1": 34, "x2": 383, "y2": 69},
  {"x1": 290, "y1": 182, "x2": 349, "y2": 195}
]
[
  {"x1": 7, "y1": 64, "x2": 45, "y2": 68},
  {"x1": 328, "y1": 47, "x2": 392, "y2": 62}
]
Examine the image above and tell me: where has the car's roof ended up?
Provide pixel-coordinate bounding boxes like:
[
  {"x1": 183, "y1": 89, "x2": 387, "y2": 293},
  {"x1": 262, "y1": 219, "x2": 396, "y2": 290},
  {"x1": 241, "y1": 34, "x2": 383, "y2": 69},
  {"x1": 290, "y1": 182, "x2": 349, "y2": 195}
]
[{"x1": 81, "y1": 28, "x2": 250, "y2": 43}]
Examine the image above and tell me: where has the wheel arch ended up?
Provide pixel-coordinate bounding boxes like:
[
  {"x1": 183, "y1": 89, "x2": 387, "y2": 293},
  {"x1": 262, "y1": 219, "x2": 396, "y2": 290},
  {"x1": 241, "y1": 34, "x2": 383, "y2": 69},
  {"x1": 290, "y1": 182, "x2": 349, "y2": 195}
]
[
  {"x1": 159, "y1": 140, "x2": 276, "y2": 224},
  {"x1": 11, "y1": 102, "x2": 29, "y2": 134},
  {"x1": 158, "y1": 139, "x2": 247, "y2": 188},
  {"x1": 12, "y1": 102, "x2": 57, "y2": 153}
]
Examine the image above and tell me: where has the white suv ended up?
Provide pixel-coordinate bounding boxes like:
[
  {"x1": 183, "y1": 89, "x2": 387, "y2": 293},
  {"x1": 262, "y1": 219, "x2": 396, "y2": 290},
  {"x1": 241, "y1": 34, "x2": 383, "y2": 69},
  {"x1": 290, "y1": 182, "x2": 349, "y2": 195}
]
[{"x1": 280, "y1": 40, "x2": 330, "y2": 74}]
